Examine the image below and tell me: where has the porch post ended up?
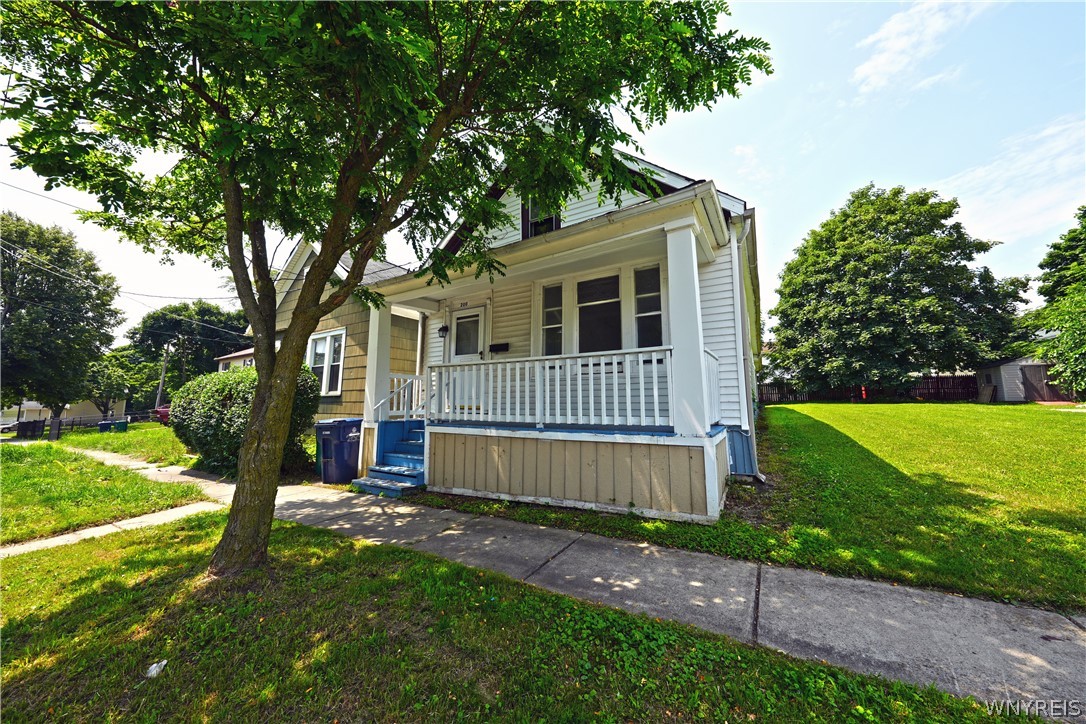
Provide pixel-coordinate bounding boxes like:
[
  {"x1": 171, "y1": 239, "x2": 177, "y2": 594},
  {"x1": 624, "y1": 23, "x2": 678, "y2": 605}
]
[
  {"x1": 363, "y1": 304, "x2": 392, "y2": 422},
  {"x1": 665, "y1": 221, "x2": 710, "y2": 437}
]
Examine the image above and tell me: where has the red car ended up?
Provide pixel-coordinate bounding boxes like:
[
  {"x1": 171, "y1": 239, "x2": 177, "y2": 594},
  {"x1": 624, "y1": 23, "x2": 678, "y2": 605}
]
[{"x1": 154, "y1": 406, "x2": 170, "y2": 425}]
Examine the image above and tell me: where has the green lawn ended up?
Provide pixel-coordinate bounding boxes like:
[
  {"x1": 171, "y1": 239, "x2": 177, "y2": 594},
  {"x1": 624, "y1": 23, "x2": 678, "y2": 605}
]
[
  {"x1": 61, "y1": 422, "x2": 196, "y2": 466},
  {"x1": 0, "y1": 444, "x2": 207, "y2": 545},
  {"x1": 416, "y1": 403, "x2": 1086, "y2": 612},
  {"x1": 0, "y1": 512, "x2": 1006, "y2": 722}
]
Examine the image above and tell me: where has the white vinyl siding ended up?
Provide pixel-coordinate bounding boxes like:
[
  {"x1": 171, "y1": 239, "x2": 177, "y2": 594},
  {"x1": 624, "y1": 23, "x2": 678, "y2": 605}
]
[
  {"x1": 698, "y1": 252, "x2": 743, "y2": 426},
  {"x1": 490, "y1": 283, "x2": 533, "y2": 358},
  {"x1": 425, "y1": 314, "x2": 445, "y2": 368},
  {"x1": 488, "y1": 180, "x2": 648, "y2": 249}
]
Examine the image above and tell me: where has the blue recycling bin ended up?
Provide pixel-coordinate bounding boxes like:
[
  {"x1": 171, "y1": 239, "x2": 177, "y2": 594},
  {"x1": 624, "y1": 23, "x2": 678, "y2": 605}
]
[{"x1": 314, "y1": 418, "x2": 363, "y2": 484}]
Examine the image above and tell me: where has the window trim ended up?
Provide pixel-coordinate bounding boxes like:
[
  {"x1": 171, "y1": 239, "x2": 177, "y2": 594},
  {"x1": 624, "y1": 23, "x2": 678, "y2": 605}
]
[
  {"x1": 307, "y1": 327, "x2": 346, "y2": 397},
  {"x1": 531, "y1": 260, "x2": 668, "y2": 356}
]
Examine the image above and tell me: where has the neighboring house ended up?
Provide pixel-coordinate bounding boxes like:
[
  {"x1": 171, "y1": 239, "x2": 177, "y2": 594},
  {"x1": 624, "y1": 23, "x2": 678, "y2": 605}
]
[
  {"x1": 350, "y1": 155, "x2": 763, "y2": 522},
  {"x1": 215, "y1": 347, "x2": 255, "y2": 371},
  {"x1": 1, "y1": 398, "x2": 127, "y2": 423},
  {"x1": 269, "y1": 251, "x2": 421, "y2": 422},
  {"x1": 976, "y1": 356, "x2": 1072, "y2": 402}
]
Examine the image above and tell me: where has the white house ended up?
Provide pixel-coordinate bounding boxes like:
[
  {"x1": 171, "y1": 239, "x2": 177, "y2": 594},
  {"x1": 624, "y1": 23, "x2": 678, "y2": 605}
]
[{"x1": 337, "y1": 155, "x2": 764, "y2": 522}]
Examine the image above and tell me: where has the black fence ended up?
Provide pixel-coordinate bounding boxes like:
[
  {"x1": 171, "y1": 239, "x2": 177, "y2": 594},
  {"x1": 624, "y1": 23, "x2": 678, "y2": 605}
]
[{"x1": 758, "y1": 374, "x2": 979, "y2": 404}]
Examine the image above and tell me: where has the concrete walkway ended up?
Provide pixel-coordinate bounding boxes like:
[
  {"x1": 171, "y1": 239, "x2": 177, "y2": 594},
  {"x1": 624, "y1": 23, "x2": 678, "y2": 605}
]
[{"x1": 16, "y1": 447, "x2": 1086, "y2": 713}]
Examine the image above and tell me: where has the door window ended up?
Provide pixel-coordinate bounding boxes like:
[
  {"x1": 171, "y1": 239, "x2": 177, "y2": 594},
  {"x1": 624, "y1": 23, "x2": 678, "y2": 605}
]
[{"x1": 454, "y1": 314, "x2": 481, "y2": 357}]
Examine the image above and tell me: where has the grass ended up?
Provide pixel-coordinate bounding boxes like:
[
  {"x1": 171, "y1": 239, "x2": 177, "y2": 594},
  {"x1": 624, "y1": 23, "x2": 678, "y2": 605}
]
[
  {"x1": 0, "y1": 512, "x2": 1011, "y2": 722},
  {"x1": 0, "y1": 444, "x2": 207, "y2": 545},
  {"x1": 415, "y1": 403, "x2": 1086, "y2": 612},
  {"x1": 61, "y1": 422, "x2": 196, "y2": 467}
]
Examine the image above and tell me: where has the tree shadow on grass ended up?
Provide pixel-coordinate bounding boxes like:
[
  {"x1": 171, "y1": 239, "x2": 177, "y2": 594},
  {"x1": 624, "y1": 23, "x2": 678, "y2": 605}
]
[
  {"x1": 753, "y1": 407, "x2": 1086, "y2": 611},
  {"x1": 0, "y1": 511, "x2": 993, "y2": 722}
]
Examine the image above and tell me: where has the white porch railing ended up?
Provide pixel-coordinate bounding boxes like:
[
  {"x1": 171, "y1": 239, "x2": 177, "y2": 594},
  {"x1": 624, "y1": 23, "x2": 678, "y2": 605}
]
[
  {"x1": 704, "y1": 349, "x2": 721, "y2": 426},
  {"x1": 378, "y1": 374, "x2": 426, "y2": 419},
  {"x1": 428, "y1": 347, "x2": 674, "y2": 428}
]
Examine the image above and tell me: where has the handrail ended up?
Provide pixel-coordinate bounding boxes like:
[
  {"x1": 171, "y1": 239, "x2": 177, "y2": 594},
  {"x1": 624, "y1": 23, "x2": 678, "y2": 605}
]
[
  {"x1": 429, "y1": 345, "x2": 674, "y2": 369},
  {"x1": 373, "y1": 375, "x2": 423, "y2": 415}
]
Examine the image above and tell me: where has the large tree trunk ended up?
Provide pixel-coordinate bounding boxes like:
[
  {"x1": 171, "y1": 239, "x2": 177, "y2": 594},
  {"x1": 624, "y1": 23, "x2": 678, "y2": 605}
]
[{"x1": 208, "y1": 354, "x2": 303, "y2": 574}]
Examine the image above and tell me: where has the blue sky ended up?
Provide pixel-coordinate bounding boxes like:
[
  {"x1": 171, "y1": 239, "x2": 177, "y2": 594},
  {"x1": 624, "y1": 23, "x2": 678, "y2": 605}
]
[
  {"x1": 631, "y1": 0, "x2": 1086, "y2": 319},
  {"x1": 2, "y1": 1, "x2": 1083, "y2": 340}
]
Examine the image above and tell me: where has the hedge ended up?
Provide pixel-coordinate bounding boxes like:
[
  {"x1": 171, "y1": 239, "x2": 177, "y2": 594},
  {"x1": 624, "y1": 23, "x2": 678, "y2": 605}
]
[{"x1": 170, "y1": 366, "x2": 320, "y2": 475}]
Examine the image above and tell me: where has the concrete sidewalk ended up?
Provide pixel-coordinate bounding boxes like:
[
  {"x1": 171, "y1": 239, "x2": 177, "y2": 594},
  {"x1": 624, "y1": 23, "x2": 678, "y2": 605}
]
[{"x1": 31, "y1": 448, "x2": 1086, "y2": 712}]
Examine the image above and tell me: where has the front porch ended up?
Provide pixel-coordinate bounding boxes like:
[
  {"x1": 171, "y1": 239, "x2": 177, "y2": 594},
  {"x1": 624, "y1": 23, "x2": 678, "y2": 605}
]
[{"x1": 358, "y1": 191, "x2": 753, "y2": 520}]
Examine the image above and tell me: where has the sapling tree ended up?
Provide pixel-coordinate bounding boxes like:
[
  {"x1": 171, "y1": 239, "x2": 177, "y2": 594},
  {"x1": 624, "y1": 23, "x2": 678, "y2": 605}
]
[{"x1": 2, "y1": 1, "x2": 771, "y2": 573}]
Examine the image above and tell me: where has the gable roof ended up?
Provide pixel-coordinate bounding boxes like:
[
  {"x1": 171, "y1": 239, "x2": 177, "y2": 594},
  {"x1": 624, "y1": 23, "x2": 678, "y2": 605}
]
[
  {"x1": 272, "y1": 241, "x2": 411, "y2": 313},
  {"x1": 438, "y1": 151, "x2": 746, "y2": 257}
]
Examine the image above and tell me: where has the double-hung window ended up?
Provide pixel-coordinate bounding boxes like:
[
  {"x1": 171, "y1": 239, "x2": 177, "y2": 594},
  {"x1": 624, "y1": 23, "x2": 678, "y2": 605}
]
[
  {"x1": 308, "y1": 329, "x2": 345, "y2": 396},
  {"x1": 577, "y1": 275, "x2": 622, "y2": 353},
  {"x1": 522, "y1": 198, "x2": 560, "y2": 239},
  {"x1": 634, "y1": 266, "x2": 663, "y2": 347},
  {"x1": 541, "y1": 284, "x2": 563, "y2": 356}
]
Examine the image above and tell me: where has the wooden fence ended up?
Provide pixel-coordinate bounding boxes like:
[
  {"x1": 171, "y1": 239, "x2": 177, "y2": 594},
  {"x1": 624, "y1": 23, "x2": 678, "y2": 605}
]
[{"x1": 758, "y1": 374, "x2": 979, "y2": 404}]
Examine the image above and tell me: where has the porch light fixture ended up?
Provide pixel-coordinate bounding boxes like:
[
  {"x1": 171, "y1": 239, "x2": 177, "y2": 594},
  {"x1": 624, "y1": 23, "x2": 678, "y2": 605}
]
[{"x1": 438, "y1": 324, "x2": 450, "y2": 339}]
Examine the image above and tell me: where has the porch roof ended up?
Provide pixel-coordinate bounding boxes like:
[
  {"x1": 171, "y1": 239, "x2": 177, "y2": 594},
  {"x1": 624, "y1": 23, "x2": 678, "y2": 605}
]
[{"x1": 373, "y1": 180, "x2": 737, "y2": 306}]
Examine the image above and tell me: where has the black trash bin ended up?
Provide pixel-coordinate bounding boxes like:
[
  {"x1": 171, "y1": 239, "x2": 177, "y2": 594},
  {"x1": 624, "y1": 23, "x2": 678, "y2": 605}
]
[
  {"x1": 314, "y1": 418, "x2": 363, "y2": 484},
  {"x1": 98, "y1": 421, "x2": 114, "y2": 433}
]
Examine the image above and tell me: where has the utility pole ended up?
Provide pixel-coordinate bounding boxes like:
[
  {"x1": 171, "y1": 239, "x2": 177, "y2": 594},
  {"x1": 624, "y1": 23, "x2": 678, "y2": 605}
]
[{"x1": 154, "y1": 341, "x2": 171, "y2": 409}]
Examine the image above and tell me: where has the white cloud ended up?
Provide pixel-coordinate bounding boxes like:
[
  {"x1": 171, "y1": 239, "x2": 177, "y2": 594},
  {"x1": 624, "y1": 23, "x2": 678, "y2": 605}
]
[
  {"x1": 912, "y1": 64, "x2": 963, "y2": 91},
  {"x1": 731, "y1": 144, "x2": 773, "y2": 185},
  {"x1": 934, "y1": 115, "x2": 1086, "y2": 245},
  {"x1": 852, "y1": 2, "x2": 987, "y2": 94}
]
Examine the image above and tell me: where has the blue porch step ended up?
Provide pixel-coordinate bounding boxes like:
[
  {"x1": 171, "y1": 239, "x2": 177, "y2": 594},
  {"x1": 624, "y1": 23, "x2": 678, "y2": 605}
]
[
  {"x1": 383, "y1": 452, "x2": 424, "y2": 469},
  {"x1": 351, "y1": 476, "x2": 424, "y2": 498},
  {"x1": 404, "y1": 428, "x2": 424, "y2": 442},
  {"x1": 392, "y1": 440, "x2": 423, "y2": 455},
  {"x1": 368, "y1": 464, "x2": 425, "y2": 485}
]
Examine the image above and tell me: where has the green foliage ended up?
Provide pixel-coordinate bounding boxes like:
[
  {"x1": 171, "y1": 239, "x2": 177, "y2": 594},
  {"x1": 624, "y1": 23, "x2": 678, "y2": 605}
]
[
  {"x1": 0, "y1": 513, "x2": 996, "y2": 721},
  {"x1": 770, "y1": 185, "x2": 1027, "y2": 389},
  {"x1": 170, "y1": 367, "x2": 319, "y2": 474},
  {"x1": 1038, "y1": 205, "x2": 1086, "y2": 304},
  {"x1": 0, "y1": 443, "x2": 205, "y2": 544},
  {"x1": 127, "y1": 301, "x2": 248, "y2": 397},
  {"x1": 0, "y1": 212, "x2": 122, "y2": 413},
  {"x1": 82, "y1": 346, "x2": 159, "y2": 415},
  {"x1": 1034, "y1": 284, "x2": 1086, "y2": 397}
]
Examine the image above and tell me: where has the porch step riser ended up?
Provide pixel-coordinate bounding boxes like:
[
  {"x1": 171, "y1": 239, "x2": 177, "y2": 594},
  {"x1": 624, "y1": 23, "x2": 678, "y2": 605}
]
[
  {"x1": 392, "y1": 441, "x2": 423, "y2": 455},
  {"x1": 383, "y1": 453, "x2": 424, "y2": 469},
  {"x1": 368, "y1": 466, "x2": 425, "y2": 485},
  {"x1": 404, "y1": 431, "x2": 424, "y2": 443}
]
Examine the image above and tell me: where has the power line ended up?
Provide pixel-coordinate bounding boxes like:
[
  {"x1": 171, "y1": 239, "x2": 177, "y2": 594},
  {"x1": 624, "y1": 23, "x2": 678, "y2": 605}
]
[
  {"x1": 1, "y1": 181, "x2": 91, "y2": 210},
  {"x1": 1, "y1": 240, "x2": 249, "y2": 338}
]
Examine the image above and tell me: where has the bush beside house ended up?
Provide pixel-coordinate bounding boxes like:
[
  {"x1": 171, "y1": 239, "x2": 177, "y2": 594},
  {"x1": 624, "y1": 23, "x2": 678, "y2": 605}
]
[{"x1": 171, "y1": 367, "x2": 320, "y2": 475}]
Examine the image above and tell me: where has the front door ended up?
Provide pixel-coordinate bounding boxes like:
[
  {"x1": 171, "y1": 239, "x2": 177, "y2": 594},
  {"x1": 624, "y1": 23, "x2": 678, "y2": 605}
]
[
  {"x1": 449, "y1": 307, "x2": 486, "y2": 413},
  {"x1": 451, "y1": 308, "x2": 485, "y2": 363}
]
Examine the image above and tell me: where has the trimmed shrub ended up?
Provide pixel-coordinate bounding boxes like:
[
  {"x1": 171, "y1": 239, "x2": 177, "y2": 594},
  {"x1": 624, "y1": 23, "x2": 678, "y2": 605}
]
[{"x1": 170, "y1": 366, "x2": 320, "y2": 475}]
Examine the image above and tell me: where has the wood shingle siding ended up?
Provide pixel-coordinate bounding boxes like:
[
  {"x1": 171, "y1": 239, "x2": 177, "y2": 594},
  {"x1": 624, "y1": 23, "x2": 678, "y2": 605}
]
[
  {"x1": 274, "y1": 252, "x2": 418, "y2": 419},
  {"x1": 428, "y1": 430, "x2": 710, "y2": 519}
]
